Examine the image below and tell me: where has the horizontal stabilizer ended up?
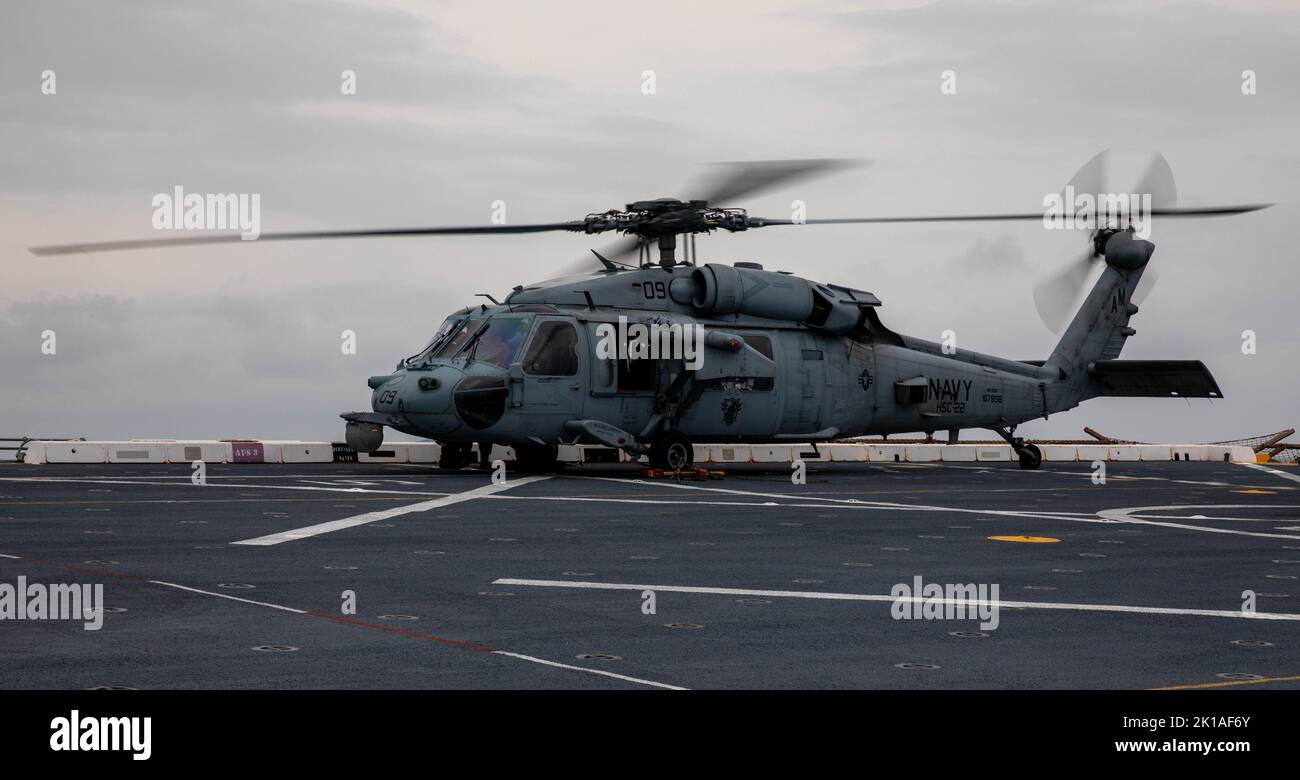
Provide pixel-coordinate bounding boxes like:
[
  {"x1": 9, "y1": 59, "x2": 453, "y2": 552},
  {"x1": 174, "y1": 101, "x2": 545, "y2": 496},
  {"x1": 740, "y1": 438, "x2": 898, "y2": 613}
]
[{"x1": 1088, "y1": 360, "x2": 1222, "y2": 398}]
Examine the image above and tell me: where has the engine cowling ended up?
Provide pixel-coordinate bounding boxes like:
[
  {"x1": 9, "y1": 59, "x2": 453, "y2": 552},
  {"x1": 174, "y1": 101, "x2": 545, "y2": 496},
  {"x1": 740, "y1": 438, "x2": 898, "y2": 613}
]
[{"x1": 674, "y1": 263, "x2": 866, "y2": 334}]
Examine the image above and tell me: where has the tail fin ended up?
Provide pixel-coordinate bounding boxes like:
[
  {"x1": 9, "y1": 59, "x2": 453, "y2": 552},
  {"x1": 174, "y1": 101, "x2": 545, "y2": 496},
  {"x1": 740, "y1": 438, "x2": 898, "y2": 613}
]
[{"x1": 1042, "y1": 231, "x2": 1150, "y2": 402}]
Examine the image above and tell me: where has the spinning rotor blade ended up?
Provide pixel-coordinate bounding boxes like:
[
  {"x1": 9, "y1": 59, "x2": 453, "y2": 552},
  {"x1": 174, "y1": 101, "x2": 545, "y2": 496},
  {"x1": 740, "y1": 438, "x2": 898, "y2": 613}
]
[
  {"x1": 1025, "y1": 151, "x2": 1268, "y2": 331},
  {"x1": 1033, "y1": 249, "x2": 1100, "y2": 335},
  {"x1": 29, "y1": 221, "x2": 587, "y2": 256},
  {"x1": 1132, "y1": 266, "x2": 1161, "y2": 306},
  {"x1": 555, "y1": 236, "x2": 643, "y2": 276},
  {"x1": 691, "y1": 158, "x2": 863, "y2": 206},
  {"x1": 1135, "y1": 152, "x2": 1176, "y2": 209},
  {"x1": 1068, "y1": 149, "x2": 1110, "y2": 209}
]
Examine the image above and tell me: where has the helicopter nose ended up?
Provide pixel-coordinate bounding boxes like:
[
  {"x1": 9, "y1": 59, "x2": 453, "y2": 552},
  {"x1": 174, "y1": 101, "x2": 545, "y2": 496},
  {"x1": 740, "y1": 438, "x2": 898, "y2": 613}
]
[
  {"x1": 372, "y1": 367, "x2": 461, "y2": 414},
  {"x1": 371, "y1": 366, "x2": 466, "y2": 435}
]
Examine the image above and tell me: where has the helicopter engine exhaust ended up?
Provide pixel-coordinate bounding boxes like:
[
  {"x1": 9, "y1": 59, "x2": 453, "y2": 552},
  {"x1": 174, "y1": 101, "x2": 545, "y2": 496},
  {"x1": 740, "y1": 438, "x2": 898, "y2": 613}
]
[{"x1": 678, "y1": 262, "x2": 865, "y2": 334}]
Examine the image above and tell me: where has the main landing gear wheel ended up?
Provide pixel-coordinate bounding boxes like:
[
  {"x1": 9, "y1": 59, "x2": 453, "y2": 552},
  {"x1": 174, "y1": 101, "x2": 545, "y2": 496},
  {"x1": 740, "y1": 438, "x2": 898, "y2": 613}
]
[
  {"x1": 649, "y1": 431, "x2": 694, "y2": 470},
  {"x1": 1017, "y1": 443, "x2": 1043, "y2": 470}
]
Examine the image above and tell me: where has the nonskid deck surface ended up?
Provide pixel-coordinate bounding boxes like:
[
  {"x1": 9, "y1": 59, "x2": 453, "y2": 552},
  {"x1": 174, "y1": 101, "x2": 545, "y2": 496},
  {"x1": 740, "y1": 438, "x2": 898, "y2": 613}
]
[{"x1": 1, "y1": 460, "x2": 1298, "y2": 690}]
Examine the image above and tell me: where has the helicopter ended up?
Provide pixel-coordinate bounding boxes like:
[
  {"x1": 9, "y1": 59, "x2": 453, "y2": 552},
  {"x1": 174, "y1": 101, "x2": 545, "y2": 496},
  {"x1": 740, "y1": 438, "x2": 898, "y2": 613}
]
[{"x1": 31, "y1": 156, "x2": 1268, "y2": 471}]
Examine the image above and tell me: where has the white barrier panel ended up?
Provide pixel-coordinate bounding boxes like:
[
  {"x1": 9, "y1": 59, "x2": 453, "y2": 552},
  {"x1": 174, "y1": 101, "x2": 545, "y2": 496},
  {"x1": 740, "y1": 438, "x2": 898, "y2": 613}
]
[
  {"x1": 751, "y1": 445, "x2": 794, "y2": 462},
  {"x1": 17, "y1": 439, "x2": 1260, "y2": 466},
  {"x1": 868, "y1": 445, "x2": 908, "y2": 462},
  {"x1": 1041, "y1": 446, "x2": 1079, "y2": 461},
  {"x1": 1202, "y1": 446, "x2": 1244, "y2": 463},
  {"x1": 824, "y1": 444, "x2": 868, "y2": 462},
  {"x1": 939, "y1": 446, "x2": 978, "y2": 462},
  {"x1": 108, "y1": 442, "x2": 166, "y2": 464},
  {"x1": 1075, "y1": 445, "x2": 1108, "y2": 462},
  {"x1": 163, "y1": 442, "x2": 229, "y2": 464},
  {"x1": 42, "y1": 441, "x2": 108, "y2": 464},
  {"x1": 269, "y1": 441, "x2": 334, "y2": 464},
  {"x1": 359, "y1": 444, "x2": 410, "y2": 463},
  {"x1": 793, "y1": 445, "x2": 830, "y2": 462},
  {"x1": 904, "y1": 446, "x2": 941, "y2": 462},
  {"x1": 406, "y1": 443, "x2": 441, "y2": 463},
  {"x1": 1139, "y1": 446, "x2": 1171, "y2": 461},
  {"x1": 705, "y1": 445, "x2": 751, "y2": 464}
]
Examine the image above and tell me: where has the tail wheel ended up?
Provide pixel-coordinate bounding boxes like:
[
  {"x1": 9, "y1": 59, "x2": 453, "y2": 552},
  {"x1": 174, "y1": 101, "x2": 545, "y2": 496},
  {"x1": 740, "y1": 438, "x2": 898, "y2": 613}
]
[
  {"x1": 1017, "y1": 443, "x2": 1043, "y2": 470},
  {"x1": 649, "y1": 431, "x2": 694, "y2": 470}
]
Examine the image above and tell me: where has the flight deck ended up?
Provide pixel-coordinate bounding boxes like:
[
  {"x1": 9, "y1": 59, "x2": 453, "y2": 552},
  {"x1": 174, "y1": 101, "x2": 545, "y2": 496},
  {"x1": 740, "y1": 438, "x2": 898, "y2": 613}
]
[{"x1": 1, "y1": 460, "x2": 1298, "y2": 690}]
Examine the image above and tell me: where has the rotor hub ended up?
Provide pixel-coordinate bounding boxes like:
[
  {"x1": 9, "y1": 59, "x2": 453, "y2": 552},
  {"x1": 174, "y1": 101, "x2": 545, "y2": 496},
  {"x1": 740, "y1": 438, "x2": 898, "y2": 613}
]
[{"x1": 581, "y1": 199, "x2": 751, "y2": 240}]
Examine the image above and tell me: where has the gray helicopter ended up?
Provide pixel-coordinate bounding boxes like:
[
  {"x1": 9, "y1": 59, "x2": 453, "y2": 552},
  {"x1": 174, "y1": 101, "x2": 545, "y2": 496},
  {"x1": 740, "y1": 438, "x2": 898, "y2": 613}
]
[{"x1": 32, "y1": 157, "x2": 1267, "y2": 470}]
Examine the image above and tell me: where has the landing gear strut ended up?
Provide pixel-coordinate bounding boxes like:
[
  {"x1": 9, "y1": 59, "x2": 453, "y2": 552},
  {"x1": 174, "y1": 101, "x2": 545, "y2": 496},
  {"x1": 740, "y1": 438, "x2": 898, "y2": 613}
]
[
  {"x1": 995, "y1": 427, "x2": 1042, "y2": 471},
  {"x1": 438, "y1": 442, "x2": 472, "y2": 470}
]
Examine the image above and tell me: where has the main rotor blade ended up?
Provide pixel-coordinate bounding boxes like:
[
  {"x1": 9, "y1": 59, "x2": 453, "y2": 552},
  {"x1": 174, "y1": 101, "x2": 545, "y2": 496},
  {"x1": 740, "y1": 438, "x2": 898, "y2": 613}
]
[
  {"x1": 746, "y1": 202, "x2": 1270, "y2": 228},
  {"x1": 690, "y1": 158, "x2": 863, "y2": 206},
  {"x1": 1033, "y1": 251, "x2": 1100, "y2": 334},
  {"x1": 29, "y1": 221, "x2": 587, "y2": 256}
]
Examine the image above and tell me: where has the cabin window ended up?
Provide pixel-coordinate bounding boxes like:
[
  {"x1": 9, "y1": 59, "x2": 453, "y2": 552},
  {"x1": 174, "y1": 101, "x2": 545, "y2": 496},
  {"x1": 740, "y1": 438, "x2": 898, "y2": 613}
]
[
  {"x1": 522, "y1": 321, "x2": 579, "y2": 376},
  {"x1": 746, "y1": 334, "x2": 775, "y2": 391},
  {"x1": 702, "y1": 332, "x2": 775, "y2": 392},
  {"x1": 617, "y1": 357, "x2": 658, "y2": 393}
]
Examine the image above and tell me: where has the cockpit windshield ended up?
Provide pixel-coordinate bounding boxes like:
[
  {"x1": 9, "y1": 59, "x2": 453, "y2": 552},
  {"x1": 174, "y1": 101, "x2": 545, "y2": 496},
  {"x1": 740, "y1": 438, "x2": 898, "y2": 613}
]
[
  {"x1": 459, "y1": 316, "x2": 532, "y2": 368},
  {"x1": 433, "y1": 318, "x2": 482, "y2": 359},
  {"x1": 406, "y1": 316, "x2": 474, "y2": 366},
  {"x1": 405, "y1": 314, "x2": 533, "y2": 369}
]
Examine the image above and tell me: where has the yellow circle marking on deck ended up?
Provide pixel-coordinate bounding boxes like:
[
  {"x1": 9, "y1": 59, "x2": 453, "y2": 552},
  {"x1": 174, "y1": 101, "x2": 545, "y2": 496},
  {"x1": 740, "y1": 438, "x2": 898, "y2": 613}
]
[
  {"x1": 1232, "y1": 489, "x2": 1277, "y2": 495},
  {"x1": 987, "y1": 535, "x2": 1060, "y2": 543}
]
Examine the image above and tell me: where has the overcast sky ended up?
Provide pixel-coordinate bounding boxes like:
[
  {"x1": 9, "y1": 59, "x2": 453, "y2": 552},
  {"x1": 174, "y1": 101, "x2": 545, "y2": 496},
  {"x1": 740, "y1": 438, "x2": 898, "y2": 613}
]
[{"x1": 2, "y1": 0, "x2": 1297, "y2": 444}]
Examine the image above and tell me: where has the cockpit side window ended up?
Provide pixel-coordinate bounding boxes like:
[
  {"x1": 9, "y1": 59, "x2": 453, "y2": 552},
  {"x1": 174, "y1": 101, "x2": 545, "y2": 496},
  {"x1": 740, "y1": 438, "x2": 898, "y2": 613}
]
[{"x1": 522, "y1": 321, "x2": 579, "y2": 376}]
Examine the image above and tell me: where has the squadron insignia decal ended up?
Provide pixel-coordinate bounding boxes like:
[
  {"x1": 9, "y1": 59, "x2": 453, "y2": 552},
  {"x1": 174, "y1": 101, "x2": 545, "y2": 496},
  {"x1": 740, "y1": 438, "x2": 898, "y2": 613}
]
[{"x1": 721, "y1": 397, "x2": 743, "y2": 426}]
